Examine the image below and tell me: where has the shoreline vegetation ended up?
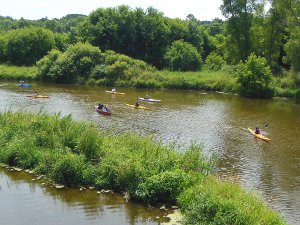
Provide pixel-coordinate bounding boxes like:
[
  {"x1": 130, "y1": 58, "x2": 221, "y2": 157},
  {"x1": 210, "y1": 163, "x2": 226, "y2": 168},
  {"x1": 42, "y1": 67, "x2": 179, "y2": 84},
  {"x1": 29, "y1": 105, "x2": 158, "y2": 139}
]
[
  {"x1": 0, "y1": 111, "x2": 286, "y2": 224},
  {"x1": 0, "y1": 63, "x2": 299, "y2": 100}
]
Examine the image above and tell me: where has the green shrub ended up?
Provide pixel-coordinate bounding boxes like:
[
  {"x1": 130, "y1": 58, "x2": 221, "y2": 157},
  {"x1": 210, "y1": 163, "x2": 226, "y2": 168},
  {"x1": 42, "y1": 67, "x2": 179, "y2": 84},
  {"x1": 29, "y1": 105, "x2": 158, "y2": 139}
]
[
  {"x1": 164, "y1": 40, "x2": 202, "y2": 71},
  {"x1": 51, "y1": 153, "x2": 85, "y2": 187},
  {"x1": 44, "y1": 43, "x2": 103, "y2": 83},
  {"x1": 2, "y1": 137, "x2": 41, "y2": 169},
  {"x1": 204, "y1": 52, "x2": 225, "y2": 71},
  {"x1": 36, "y1": 49, "x2": 61, "y2": 82},
  {"x1": 236, "y1": 54, "x2": 274, "y2": 98},
  {"x1": 179, "y1": 176, "x2": 286, "y2": 225},
  {"x1": 135, "y1": 169, "x2": 192, "y2": 205}
]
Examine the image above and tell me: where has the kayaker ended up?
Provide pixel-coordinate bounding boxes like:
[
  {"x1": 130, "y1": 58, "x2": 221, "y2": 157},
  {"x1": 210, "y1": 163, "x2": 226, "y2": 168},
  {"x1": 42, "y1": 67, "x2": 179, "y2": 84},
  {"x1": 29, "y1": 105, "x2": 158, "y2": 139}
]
[
  {"x1": 111, "y1": 88, "x2": 117, "y2": 93},
  {"x1": 98, "y1": 103, "x2": 104, "y2": 110},
  {"x1": 145, "y1": 95, "x2": 149, "y2": 99},
  {"x1": 135, "y1": 102, "x2": 140, "y2": 107},
  {"x1": 255, "y1": 126, "x2": 261, "y2": 134},
  {"x1": 103, "y1": 105, "x2": 110, "y2": 112}
]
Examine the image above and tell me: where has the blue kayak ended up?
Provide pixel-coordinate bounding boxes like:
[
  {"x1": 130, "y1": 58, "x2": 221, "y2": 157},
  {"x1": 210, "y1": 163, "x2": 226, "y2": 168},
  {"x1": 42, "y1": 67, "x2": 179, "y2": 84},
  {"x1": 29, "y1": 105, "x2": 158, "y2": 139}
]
[{"x1": 18, "y1": 83, "x2": 32, "y2": 87}]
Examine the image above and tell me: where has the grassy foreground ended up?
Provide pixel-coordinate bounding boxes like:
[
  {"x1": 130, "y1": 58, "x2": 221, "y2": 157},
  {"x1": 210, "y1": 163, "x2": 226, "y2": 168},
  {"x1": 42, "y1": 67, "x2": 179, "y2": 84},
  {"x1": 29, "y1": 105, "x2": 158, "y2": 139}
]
[{"x1": 0, "y1": 111, "x2": 286, "y2": 224}]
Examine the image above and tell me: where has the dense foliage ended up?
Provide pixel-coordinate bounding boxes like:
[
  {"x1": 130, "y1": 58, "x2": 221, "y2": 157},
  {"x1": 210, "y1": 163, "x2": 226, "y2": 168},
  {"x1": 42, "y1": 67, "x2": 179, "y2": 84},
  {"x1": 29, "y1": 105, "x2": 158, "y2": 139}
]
[
  {"x1": 0, "y1": 112, "x2": 286, "y2": 224},
  {"x1": 0, "y1": 27, "x2": 56, "y2": 65},
  {"x1": 204, "y1": 52, "x2": 225, "y2": 71},
  {"x1": 164, "y1": 40, "x2": 202, "y2": 71},
  {"x1": 37, "y1": 42, "x2": 156, "y2": 85},
  {"x1": 236, "y1": 53, "x2": 274, "y2": 98},
  {"x1": 77, "y1": 5, "x2": 206, "y2": 69}
]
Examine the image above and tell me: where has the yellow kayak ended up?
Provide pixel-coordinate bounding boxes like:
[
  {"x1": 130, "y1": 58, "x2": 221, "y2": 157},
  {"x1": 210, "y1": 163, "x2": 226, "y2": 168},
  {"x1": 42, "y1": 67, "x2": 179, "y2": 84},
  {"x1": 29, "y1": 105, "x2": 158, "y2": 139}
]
[
  {"x1": 248, "y1": 128, "x2": 271, "y2": 141},
  {"x1": 124, "y1": 103, "x2": 152, "y2": 110},
  {"x1": 26, "y1": 95, "x2": 49, "y2": 98},
  {"x1": 105, "y1": 90, "x2": 125, "y2": 95}
]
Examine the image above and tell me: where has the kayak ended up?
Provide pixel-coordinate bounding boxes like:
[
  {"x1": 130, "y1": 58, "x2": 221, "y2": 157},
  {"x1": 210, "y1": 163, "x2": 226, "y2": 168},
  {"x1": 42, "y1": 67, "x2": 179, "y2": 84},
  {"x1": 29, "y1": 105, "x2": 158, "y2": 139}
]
[
  {"x1": 124, "y1": 103, "x2": 152, "y2": 110},
  {"x1": 18, "y1": 83, "x2": 32, "y2": 87},
  {"x1": 26, "y1": 95, "x2": 49, "y2": 98},
  {"x1": 248, "y1": 128, "x2": 271, "y2": 141},
  {"x1": 137, "y1": 97, "x2": 161, "y2": 103},
  {"x1": 95, "y1": 106, "x2": 112, "y2": 116},
  {"x1": 105, "y1": 90, "x2": 125, "y2": 95}
]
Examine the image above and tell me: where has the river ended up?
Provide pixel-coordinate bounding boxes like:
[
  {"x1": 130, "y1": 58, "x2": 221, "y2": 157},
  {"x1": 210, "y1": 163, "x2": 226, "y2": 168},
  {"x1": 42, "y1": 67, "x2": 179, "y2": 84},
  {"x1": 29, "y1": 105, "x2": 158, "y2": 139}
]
[{"x1": 0, "y1": 82, "x2": 299, "y2": 224}]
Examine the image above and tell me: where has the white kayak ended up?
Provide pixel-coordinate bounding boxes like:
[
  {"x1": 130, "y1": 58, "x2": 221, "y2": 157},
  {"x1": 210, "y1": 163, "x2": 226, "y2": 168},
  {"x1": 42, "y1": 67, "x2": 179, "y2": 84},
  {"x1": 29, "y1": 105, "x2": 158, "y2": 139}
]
[{"x1": 137, "y1": 97, "x2": 161, "y2": 103}]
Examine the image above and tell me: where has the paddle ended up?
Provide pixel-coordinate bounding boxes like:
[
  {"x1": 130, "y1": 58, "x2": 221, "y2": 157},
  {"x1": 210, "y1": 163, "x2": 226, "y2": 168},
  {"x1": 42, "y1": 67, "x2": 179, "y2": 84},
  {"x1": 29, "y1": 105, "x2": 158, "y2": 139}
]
[{"x1": 264, "y1": 124, "x2": 269, "y2": 128}]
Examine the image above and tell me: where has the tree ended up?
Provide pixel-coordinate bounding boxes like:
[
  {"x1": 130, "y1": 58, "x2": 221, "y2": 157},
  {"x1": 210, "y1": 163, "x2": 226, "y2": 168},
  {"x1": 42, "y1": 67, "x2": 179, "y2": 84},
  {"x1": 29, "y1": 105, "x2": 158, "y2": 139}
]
[
  {"x1": 236, "y1": 53, "x2": 274, "y2": 98},
  {"x1": 4, "y1": 27, "x2": 56, "y2": 65},
  {"x1": 221, "y1": 0, "x2": 257, "y2": 62},
  {"x1": 284, "y1": 28, "x2": 300, "y2": 72},
  {"x1": 164, "y1": 40, "x2": 202, "y2": 71}
]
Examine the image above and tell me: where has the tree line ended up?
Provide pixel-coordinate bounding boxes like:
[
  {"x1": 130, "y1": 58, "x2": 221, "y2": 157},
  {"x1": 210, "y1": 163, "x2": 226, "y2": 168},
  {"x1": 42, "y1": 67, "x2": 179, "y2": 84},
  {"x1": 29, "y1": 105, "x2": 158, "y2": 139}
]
[
  {"x1": 0, "y1": 2, "x2": 298, "y2": 72},
  {"x1": 0, "y1": 1, "x2": 299, "y2": 98}
]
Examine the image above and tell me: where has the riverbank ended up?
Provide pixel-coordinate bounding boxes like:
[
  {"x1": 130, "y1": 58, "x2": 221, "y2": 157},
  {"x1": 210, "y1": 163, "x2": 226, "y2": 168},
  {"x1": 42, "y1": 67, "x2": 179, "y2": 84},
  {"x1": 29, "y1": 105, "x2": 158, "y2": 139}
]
[
  {"x1": 0, "y1": 111, "x2": 286, "y2": 224},
  {"x1": 0, "y1": 63, "x2": 298, "y2": 99},
  {"x1": 0, "y1": 64, "x2": 37, "y2": 81}
]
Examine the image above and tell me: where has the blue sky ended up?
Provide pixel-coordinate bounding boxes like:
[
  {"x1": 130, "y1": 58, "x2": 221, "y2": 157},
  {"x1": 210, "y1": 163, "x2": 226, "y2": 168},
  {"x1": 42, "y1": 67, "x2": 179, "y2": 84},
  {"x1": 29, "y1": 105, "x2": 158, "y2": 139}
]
[{"x1": 0, "y1": 0, "x2": 224, "y2": 21}]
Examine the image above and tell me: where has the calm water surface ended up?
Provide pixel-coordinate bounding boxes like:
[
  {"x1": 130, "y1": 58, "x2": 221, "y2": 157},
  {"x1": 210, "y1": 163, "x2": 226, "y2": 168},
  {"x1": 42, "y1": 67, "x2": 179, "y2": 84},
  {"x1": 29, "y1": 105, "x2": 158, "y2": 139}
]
[{"x1": 0, "y1": 82, "x2": 299, "y2": 225}]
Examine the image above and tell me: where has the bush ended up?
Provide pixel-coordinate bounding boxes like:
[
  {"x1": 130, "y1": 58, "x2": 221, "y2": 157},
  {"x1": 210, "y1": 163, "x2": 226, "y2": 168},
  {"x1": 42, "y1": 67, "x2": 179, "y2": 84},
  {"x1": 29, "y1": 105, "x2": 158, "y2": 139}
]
[
  {"x1": 36, "y1": 49, "x2": 61, "y2": 82},
  {"x1": 51, "y1": 153, "x2": 85, "y2": 187},
  {"x1": 135, "y1": 170, "x2": 192, "y2": 205},
  {"x1": 164, "y1": 40, "x2": 202, "y2": 71},
  {"x1": 204, "y1": 52, "x2": 225, "y2": 71},
  {"x1": 236, "y1": 54, "x2": 274, "y2": 98},
  {"x1": 179, "y1": 176, "x2": 287, "y2": 225},
  {"x1": 45, "y1": 43, "x2": 103, "y2": 83}
]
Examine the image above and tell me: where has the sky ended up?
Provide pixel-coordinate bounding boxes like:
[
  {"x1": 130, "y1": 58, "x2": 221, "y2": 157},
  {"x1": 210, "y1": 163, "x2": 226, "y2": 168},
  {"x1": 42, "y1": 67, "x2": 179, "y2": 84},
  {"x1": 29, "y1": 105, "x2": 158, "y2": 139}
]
[{"x1": 0, "y1": 0, "x2": 225, "y2": 21}]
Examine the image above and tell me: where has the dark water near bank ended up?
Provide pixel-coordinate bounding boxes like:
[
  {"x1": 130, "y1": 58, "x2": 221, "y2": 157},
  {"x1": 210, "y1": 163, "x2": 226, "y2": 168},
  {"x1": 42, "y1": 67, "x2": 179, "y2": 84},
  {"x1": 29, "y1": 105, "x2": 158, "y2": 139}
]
[
  {"x1": 0, "y1": 167, "x2": 171, "y2": 225},
  {"x1": 0, "y1": 82, "x2": 299, "y2": 224}
]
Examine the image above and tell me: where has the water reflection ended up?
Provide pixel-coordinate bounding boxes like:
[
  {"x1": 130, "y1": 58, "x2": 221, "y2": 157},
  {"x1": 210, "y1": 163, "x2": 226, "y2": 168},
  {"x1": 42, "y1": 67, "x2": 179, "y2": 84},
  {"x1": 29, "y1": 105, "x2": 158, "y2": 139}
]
[{"x1": 0, "y1": 168, "x2": 171, "y2": 225}]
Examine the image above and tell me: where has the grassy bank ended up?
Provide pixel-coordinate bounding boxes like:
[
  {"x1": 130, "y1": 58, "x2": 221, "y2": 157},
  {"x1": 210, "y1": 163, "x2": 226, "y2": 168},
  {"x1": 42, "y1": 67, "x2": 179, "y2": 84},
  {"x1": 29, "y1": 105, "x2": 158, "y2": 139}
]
[
  {"x1": 0, "y1": 63, "x2": 298, "y2": 99},
  {"x1": 0, "y1": 111, "x2": 286, "y2": 224},
  {"x1": 0, "y1": 64, "x2": 37, "y2": 81}
]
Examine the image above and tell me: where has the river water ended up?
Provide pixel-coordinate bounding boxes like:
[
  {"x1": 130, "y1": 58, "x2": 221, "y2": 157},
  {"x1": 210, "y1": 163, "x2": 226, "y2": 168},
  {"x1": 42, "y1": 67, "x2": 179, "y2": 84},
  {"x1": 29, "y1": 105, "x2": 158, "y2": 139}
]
[{"x1": 0, "y1": 82, "x2": 299, "y2": 224}]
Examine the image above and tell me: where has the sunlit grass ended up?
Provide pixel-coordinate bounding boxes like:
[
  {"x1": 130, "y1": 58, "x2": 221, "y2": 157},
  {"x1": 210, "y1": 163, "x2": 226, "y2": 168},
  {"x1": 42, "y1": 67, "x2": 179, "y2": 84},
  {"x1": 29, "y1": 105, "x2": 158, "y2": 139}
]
[{"x1": 0, "y1": 64, "x2": 37, "y2": 80}]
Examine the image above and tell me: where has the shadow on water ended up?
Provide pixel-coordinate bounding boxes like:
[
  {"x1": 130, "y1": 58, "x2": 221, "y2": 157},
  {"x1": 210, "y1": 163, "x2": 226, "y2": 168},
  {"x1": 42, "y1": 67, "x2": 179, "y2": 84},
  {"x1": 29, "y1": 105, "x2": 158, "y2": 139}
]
[{"x1": 0, "y1": 167, "x2": 172, "y2": 225}]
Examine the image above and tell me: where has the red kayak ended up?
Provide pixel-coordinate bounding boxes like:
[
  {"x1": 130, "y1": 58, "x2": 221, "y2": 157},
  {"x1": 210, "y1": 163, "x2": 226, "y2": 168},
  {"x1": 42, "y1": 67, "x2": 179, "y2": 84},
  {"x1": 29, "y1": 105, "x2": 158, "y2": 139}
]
[{"x1": 95, "y1": 106, "x2": 112, "y2": 116}]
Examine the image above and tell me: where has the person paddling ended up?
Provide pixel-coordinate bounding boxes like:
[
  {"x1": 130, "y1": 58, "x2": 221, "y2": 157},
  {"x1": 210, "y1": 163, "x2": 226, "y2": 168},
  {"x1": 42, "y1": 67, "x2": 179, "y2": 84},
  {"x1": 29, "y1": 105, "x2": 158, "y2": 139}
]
[{"x1": 255, "y1": 126, "x2": 261, "y2": 134}]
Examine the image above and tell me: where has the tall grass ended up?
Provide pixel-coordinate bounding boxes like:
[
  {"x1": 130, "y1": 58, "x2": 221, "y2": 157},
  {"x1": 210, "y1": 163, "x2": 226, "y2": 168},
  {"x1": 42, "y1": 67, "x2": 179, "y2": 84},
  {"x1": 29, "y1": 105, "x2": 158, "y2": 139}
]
[
  {"x1": 271, "y1": 71, "x2": 299, "y2": 98},
  {"x1": 0, "y1": 111, "x2": 286, "y2": 224},
  {"x1": 179, "y1": 176, "x2": 286, "y2": 225},
  {"x1": 0, "y1": 64, "x2": 37, "y2": 81}
]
